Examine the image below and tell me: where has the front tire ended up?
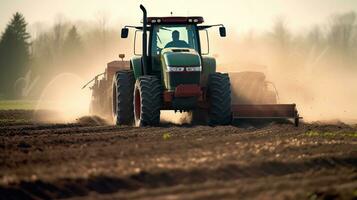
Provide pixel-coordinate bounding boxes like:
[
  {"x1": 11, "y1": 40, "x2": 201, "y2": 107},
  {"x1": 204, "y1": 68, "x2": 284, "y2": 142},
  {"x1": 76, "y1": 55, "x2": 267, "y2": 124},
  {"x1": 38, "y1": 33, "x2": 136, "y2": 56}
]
[
  {"x1": 112, "y1": 70, "x2": 135, "y2": 125},
  {"x1": 208, "y1": 73, "x2": 232, "y2": 125},
  {"x1": 134, "y1": 76, "x2": 161, "y2": 127}
]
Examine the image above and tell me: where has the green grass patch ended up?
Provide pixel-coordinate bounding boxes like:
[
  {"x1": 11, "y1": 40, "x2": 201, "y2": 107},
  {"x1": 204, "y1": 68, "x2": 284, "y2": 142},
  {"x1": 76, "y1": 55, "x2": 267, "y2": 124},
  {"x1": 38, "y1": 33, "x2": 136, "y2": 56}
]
[
  {"x1": 0, "y1": 100, "x2": 37, "y2": 110},
  {"x1": 163, "y1": 133, "x2": 172, "y2": 140},
  {"x1": 0, "y1": 118, "x2": 31, "y2": 124},
  {"x1": 305, "y1": 131, "x2": 357, "y2": 138}
]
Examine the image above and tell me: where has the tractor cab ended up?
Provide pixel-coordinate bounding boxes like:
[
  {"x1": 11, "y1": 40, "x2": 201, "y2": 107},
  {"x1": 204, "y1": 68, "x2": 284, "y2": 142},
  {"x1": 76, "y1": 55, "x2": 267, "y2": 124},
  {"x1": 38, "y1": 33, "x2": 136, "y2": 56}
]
[
  {"x1": 149, "y1": 18, "x2": 203, "y2": 91},
  {"x1": 121, "y1": 12, "x2": 226, "y2": 93}
]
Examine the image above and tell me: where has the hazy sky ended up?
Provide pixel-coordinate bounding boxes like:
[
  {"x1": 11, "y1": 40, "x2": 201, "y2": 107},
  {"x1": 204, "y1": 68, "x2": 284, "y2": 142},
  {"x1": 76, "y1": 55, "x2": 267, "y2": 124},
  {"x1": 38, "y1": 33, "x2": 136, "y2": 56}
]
[{"x1": 0, "y1": 0, "x2": 357, "y2": 35}]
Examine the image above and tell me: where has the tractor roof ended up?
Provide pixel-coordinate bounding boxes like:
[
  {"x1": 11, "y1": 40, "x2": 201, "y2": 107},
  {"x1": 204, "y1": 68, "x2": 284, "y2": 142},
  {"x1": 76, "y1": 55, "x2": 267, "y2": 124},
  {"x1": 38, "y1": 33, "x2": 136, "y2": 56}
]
[{"x1": 147, "y1": 16, "x2": 204, "y2": 25}]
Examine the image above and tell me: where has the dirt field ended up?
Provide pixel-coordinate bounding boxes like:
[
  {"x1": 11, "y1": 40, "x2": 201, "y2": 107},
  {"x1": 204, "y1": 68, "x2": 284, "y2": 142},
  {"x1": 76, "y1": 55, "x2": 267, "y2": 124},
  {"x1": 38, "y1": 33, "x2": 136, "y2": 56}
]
[{"x1": 0, "y1": 110, "x2": 356, "y2": 200}]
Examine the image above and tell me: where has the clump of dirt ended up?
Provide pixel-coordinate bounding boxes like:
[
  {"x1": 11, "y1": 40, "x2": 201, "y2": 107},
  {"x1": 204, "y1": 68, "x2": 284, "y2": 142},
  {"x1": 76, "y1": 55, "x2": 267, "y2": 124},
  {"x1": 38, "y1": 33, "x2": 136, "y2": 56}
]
[
  {"x1": 76, "y1": 116, "x2": 109, "y2": 126},
  {"x1": 17, "y1": 141, "x2": 31, "y2": 149}
]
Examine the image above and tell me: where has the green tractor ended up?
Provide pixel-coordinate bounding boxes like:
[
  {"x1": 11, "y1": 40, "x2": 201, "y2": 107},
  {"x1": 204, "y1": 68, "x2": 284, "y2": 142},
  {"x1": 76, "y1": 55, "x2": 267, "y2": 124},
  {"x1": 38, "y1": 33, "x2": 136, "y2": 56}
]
[
  {"x1": 115, "y1": 5, "x2": 230, "y2": 126},
  {"x1": 85, "y1": 5, "x2": 300, "y2": 127}
]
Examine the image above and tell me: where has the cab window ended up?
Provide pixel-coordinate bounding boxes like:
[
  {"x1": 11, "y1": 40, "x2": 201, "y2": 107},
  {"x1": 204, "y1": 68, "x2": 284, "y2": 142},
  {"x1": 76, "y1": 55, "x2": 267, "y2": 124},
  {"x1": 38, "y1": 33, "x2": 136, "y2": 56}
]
[{"x1": 151, "y1": 25, "x2": 199, "y2": 56}]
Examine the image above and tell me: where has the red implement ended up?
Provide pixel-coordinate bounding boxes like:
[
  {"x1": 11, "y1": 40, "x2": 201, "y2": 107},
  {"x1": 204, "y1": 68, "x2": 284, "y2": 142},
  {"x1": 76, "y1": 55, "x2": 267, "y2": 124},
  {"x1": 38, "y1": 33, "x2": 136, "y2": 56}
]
[{"x1": 231, "y1": 104, "x2": 300, "y2": 126}]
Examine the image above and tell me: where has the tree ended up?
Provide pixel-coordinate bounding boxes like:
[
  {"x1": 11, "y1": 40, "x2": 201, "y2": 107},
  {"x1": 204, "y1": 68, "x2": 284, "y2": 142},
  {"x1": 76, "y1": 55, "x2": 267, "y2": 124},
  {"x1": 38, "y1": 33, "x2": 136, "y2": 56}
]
[
  {"x1": 307, "y1": 25, "x2": 323, "y2": 47},
  {"x1": 270, "y1": 17, "x2": 291, "y2": 51},
  {"x1": 327, "y1": 12, "x2": 356, "y2": 52},
  {"x1": 326, "y1": 11, "x2": 357, "y2": 66},
  {"x1": 63, "y1": 25, "x2": 82, "y2": 57},
  {"x1": 0, "y1": 12, "x2": 31, "y2": 99},
  {"x1": 269, "y1": 17, "x2": 294, "y2": 72},
  {"x1": 48, "y1": 21, "x2": 67, "y2": 65},
  {"x1": 61, "y1": 25, "x2": 84, "y2": 74}
]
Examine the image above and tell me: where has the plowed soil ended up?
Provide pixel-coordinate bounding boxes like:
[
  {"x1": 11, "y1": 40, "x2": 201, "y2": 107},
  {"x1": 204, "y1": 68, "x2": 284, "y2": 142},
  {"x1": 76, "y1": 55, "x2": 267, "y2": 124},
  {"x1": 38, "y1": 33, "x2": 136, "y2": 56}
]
[{"x1": 0, "y1": 110, "x2": 356, "y2": 200}]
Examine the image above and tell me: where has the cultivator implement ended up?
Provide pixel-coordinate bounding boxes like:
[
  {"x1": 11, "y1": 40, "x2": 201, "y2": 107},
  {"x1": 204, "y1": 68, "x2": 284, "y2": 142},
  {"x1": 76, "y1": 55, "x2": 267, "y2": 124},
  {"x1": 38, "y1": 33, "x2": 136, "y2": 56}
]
[{"x1": 231, "y1": 104, "x2": 300, "y2": 126}]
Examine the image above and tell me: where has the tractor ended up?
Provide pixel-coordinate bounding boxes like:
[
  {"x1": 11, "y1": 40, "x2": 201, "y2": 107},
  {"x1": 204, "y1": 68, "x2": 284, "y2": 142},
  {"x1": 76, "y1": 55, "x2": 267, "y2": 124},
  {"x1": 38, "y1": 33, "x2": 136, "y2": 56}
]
[{"x1": 84, "y1": 5, "x2": 300, "y2": 127}]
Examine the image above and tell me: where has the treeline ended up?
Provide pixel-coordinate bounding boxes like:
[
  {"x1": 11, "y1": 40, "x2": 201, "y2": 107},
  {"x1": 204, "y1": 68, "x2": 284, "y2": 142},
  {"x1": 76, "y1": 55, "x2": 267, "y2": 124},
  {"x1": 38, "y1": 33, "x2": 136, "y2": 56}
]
[
  {"x1": 216, "y1": 11, "x2": 357, "y2": 74},
  {"x1": 25, "y1": 16, "x2": 130, "y2": 99},
  {"x1": 269, "y1": 11, "x2": 357, "y2": 72},
  {"x1": 0, "y1": 13, "x2": 128, "y2": 99}
]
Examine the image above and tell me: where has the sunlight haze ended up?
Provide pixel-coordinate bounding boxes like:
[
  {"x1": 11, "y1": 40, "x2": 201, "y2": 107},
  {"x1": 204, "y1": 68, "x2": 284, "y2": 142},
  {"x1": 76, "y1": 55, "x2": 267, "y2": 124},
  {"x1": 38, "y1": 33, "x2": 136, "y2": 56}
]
[{"x1": 1, "y1": 0, "x2": 357, "y2": 35}]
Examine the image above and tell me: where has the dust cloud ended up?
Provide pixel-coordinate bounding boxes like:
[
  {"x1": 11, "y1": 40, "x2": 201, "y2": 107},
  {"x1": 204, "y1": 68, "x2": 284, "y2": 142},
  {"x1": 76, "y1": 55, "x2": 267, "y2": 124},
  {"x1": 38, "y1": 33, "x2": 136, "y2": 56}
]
[
  {"x1": 160, "y1": 111, "x2": 191, "y2": 125},
  {"x1": 214, "y1": 14, "x2": 357, "y2": 124},
  {"x1": 34, "y1": 73, "x2": 91, "y2": 123},
  {"x1": 26, "y1": 19, "x2": 129, "y2": 123}
]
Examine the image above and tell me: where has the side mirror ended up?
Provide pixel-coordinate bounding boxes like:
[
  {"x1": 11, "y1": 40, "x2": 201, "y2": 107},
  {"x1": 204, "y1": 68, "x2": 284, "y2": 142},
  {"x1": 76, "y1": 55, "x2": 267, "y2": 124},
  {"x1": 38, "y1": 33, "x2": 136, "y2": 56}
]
[
  {"x1": 121, "y1": 28, "x2": 129, "y2": 38},
  {"x1": 219, "y1": 27, "x2": 226, "y2": 37},
  {"x1": 119, "y1": 54, "x2": 125, "y2": 61}
]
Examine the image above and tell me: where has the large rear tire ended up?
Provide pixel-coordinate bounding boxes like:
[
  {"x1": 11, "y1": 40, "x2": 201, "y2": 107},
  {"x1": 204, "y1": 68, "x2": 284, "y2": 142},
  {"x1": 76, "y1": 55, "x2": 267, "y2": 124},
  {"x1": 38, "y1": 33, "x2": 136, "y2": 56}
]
[
  {"x1": 208, "y1": 73, "x2": 232, "y2": 125},
  {"x1": 112, "y1": 70, "x2": 135, "y2": 125},
  {"x1": 134, "y1": 76, "x2": 161, "y2": 127}
]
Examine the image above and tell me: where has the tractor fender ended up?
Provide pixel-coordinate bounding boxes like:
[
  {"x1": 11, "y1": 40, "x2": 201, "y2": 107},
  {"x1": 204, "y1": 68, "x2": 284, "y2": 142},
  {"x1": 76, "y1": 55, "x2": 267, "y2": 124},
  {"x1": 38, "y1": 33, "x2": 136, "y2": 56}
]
[
  {"x1": 131, "y1": 56, "x2": 143, "y2": 79},
  {"x1": 201, "y1": 56, "x2": 216, "y2": 87}
]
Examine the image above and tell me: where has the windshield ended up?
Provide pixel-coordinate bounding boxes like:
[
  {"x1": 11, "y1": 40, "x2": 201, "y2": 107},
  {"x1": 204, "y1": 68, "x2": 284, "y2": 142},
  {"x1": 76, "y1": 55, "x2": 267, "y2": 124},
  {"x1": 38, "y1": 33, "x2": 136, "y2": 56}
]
[{"x1": 151, "y1": 25, "x2": 199, "y2": 55}]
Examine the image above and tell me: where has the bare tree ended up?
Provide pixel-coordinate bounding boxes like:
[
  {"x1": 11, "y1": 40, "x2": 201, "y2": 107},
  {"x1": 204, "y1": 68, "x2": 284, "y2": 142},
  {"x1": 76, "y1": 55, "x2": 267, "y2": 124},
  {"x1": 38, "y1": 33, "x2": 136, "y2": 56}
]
[
  {"x1": 270, "y1": 17, "x2": 291, "y2": 51},
  {"x1": 327, "y1": 11, "x2": 356, "y2": 54},
  {"x1": 307, "y1": 25, "x2": 323, "y2": 47},
  {"x1": 95, "y1": 11, "x2": 110, "y2": 62}
]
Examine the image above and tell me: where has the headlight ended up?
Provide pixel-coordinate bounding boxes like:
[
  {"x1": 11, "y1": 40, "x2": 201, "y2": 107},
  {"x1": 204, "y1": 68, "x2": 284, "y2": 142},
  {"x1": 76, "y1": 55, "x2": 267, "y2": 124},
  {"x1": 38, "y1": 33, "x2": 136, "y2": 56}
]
[
  {"x1": 186, "y1": 66, "x2": 201, "y2": 72},
  {"x1": 167, "y1": 67, "x2": 185, "y2": 72},
  {"x1": 167, "y1": 66, "x2": 201, "y2": 72}
]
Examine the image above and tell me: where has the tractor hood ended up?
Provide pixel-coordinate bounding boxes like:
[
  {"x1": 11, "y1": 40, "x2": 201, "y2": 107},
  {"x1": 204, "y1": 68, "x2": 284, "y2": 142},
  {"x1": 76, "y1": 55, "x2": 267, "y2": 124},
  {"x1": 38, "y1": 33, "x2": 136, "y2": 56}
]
[
  {"x1": 161, "y1": 48, "x2": 201, "y2": 67},
  {"x1": 161, "y1": 48, "x2": 202, "y2": 91}
]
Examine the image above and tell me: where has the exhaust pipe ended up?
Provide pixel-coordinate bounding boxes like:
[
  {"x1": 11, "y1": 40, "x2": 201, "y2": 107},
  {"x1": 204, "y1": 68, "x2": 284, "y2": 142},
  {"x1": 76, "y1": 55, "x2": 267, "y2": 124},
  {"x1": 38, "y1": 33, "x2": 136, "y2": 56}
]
[{"x1": 140, "y1": 4, "x2": 148, "y2": 75}]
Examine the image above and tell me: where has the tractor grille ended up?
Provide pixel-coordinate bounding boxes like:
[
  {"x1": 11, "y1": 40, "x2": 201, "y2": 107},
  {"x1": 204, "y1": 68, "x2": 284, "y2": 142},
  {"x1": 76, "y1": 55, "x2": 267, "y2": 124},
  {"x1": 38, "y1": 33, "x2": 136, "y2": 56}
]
[{"x1": 168, "y1": 72, "x2": 200, "y2": 90}]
